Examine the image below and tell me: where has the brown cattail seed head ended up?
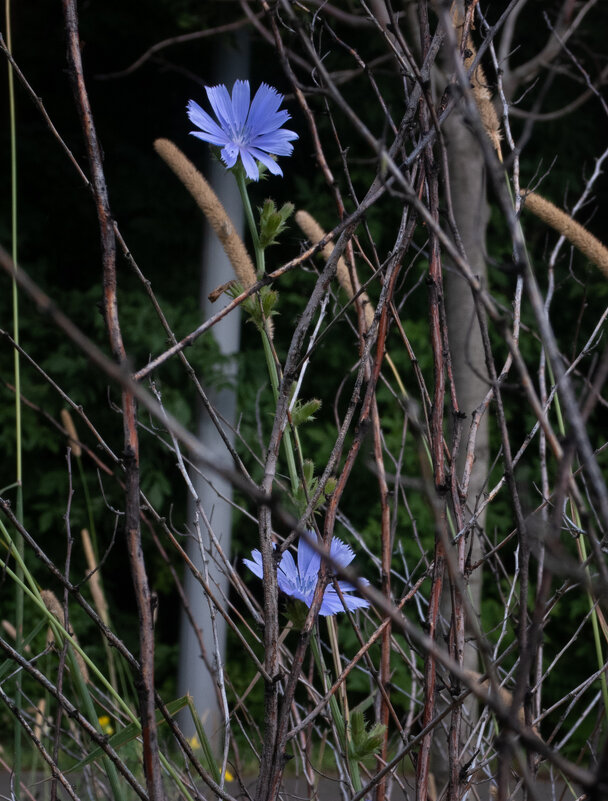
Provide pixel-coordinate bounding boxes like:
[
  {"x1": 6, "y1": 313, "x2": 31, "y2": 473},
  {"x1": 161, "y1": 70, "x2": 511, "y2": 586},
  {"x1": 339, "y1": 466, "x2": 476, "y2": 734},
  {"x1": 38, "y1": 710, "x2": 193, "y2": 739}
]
[
  {"x1": 154, "y1": 138, "x2": 257, "y2": 291},
  {"x1": 523, "y1": 191, "x2": 608, "y2": 277},
  {"x1": 60, "y1": 409, "x2": 82, "y2": 458}
]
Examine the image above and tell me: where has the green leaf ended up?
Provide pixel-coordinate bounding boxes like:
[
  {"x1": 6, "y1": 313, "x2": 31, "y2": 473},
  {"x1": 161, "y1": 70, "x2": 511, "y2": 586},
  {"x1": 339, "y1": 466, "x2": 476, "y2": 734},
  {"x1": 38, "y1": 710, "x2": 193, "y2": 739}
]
[
  {"x1": 347, "y1": 709, "x2": 387, "y2": 761},
  {"x1": 67, "y1": 695, "x2": 190, "y2": 772},
  {"x1": 290, "y1": 398, "x2": 322, "y2": 427},
  {"x1": 241, "y1": 285, "x2": 279, "y2": 332},
  {"x1": 186, "y1": 696, "x2": 222, "y2": 784},
  {"x1": 258, "y1": 199, "x2": 294, "y2": 249}
]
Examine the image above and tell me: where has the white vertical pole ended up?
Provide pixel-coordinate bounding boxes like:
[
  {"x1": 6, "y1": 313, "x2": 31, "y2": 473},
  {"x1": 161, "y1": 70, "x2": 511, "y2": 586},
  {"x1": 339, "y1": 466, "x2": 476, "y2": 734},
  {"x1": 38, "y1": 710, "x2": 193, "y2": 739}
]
[{"x1": 177, "y1": 33, "x2": 250, "y2": 746}]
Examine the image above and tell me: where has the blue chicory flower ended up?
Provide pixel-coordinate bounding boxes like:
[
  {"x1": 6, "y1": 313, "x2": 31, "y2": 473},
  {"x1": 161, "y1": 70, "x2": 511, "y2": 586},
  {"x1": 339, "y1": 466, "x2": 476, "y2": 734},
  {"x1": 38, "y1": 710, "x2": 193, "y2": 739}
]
[
  {"x1": 243, "y1": 534, "x2": 370, "y2": 616},
  {"x1": 187, "y1": 80, "x2": 298, "y2": 181}
]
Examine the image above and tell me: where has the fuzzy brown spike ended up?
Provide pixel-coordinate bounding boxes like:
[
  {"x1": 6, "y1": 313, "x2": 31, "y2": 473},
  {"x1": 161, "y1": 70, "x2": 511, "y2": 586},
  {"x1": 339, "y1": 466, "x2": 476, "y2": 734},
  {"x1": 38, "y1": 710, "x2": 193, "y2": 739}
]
[
  {"x1": 154, "y1": 138, "x2": 257, "y2": 291},
  {"x1": 453, "y1": 7, "x2": 502, "y2": 156},
  {"x1": 295, "y1": 210, "x2": 374, "y2": 332},
  {"x1": 33, "y1": 698, "x2": 46, "y2": 742},
  {"x1": 523, "y1": 191, "x2": 608, "y2": 277},
  {"x1": 41, "y1": 589, "x2": 89, "y2": 682},
  {"x1": 81, "y1": 528, "x2": 110, "y2": 627},
  {"x1": 60, "y1": 408, "x2": 82, "y2": 458}
]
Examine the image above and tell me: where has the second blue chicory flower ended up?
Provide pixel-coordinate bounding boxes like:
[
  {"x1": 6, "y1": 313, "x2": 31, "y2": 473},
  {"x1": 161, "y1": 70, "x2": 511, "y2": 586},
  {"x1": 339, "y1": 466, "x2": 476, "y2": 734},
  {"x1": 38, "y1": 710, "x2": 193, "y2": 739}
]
[{"x1": 244, "y1": 534, "x2": 370, "y2": 616}]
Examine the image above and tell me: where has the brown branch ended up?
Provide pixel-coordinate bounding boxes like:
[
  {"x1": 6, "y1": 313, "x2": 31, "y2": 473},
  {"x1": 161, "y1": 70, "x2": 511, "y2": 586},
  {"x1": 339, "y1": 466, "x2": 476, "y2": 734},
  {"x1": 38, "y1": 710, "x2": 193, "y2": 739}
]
[{"x1": 60, "y1": 2, "x2": 164, "y2": 798}]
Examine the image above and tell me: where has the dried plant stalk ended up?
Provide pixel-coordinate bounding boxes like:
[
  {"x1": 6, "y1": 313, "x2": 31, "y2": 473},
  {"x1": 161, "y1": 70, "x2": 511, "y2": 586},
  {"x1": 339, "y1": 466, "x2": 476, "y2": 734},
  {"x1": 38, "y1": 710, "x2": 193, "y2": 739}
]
[{"x1": 33, "y1": 698, "x2": 46, "y2": 742}]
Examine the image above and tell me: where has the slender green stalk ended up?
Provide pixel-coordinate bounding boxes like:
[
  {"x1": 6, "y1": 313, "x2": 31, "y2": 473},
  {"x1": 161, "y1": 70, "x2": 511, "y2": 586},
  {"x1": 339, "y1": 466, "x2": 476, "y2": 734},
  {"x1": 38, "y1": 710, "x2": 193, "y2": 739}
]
[
  {"x1": 5, "y1": 2, "x2": 24, "y2": 795},
  {"x1": 67, "y1": 640, "x2": 126, "y2": 801},
  {"x1": 235, "y1": 168, "x2": 300, "y2": 494},
  {"x1": 545, "y1": 363, "x2": 608, "y2": 714},
  {"x1": 309, "y1": 628, "x2": 362, "y2": 791},
  {"x1": 235, "y1": 168, "x2": 260, "y2": 259},
  {"x1": 577, "y1": 525, "x2": 608, "y2": 714}
]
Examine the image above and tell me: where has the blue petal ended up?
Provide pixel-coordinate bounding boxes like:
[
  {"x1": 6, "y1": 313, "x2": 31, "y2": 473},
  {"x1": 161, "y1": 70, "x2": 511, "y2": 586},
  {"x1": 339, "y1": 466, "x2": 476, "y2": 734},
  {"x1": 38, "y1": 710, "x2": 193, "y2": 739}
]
[
  {"x1": 254, "y1": 130, "x2": 298, "y2": 156},
  {"x1": 239, "y1": 147, "x2": 260, "y2": 180},
  {"x1": 247, "y1": 83, "x2": 284, "y2": 134},
  {"x1": 243, "y1": 549, "x2": 264, "y2": 579},
  {"x1": 231, "y1": 80, "x2": 251, "y2": 133},
  {"x1": 292, "y1": 587, "x2": 313, "y2": 606},
  {"x1": 190, "y1": 130, "x2": 231, "y2": 148},
  {"x1": 252, "y1": 108, "x2": 292, "y2": 136},
  {"x1": 318, "y1": 589, "x2": 348, "y2": 616},
  {"x1": 277, "y1": 549, "x2": 299, "y2": 595},
  {"x1": 297, "y1": 535, "x2": 320, "y2": 582},
  {"x1": 329, "y1": 537, "x2": 355, "y2": 568},
  {"x1": 320, "y1": 588, "x2": 370, "y2": 616},
  {"x1": 249, "y1": 149, "x2": 284, "y2": 176},
  {"x1": 341, "y1": 593, "x2": 370, "y2": 612},
  {"x1": 337, "y1": 577, "x2": 370, "y2": 593},
  {"x1": 220, "y1": 144, "x2": 239, "y2": 169},
  {"x1": 206, "y1": 84, "x2": 235, "y2": 132},
  {"x1": 187, "y1": 100, "x2": 227, "y2": 141}
]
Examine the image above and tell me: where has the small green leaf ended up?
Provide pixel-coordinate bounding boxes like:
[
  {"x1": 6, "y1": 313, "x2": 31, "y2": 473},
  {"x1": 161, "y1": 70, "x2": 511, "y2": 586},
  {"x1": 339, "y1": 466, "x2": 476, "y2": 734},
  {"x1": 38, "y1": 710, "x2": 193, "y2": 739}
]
[
  {"x1": 348, "y1": 709, "x2": 387, "y2": 761},
  {"x1": 241, "y1": 285, "x2": 279, "y2": 332},
  {"x1": 259, "y1": 199, "x2": 294, "y2": 249},
  {"x1": 302, "y1": 459, "x2": 315, "y2": 486},
  {"x1": 291, "y1": 398, "x2": 321, "y2": 427},
  {"x1": 261, "y1": 287, "x2": 279, "y2": 318},
  {"x1": 323, "y1": 477, "x2": 337, "y2": 499}
]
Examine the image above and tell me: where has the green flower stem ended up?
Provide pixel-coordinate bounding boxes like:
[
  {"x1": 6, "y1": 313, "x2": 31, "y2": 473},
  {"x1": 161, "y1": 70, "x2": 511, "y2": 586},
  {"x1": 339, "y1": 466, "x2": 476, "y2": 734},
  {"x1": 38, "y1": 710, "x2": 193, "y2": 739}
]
[
  {"x1": 309, "y1": 630, "x2": 344, "y2": 746},
  {"x1": 235, "y1": 167, "x2": 261, "y2": 264},
  {"x1": 310, "y1": 626, "x2": 362, "y2": 791},
  {"x1": 235, "y1": 167, "x2": 300, "y2": 495},
  {"x1": 327, "y1": 616, "x2": 349, "y2": 723}
]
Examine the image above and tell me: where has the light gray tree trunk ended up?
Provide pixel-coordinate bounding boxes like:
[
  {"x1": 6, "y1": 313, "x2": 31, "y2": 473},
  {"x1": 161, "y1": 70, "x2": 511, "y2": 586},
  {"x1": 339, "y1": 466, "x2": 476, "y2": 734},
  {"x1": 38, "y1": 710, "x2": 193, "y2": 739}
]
[{"x1": 431, "y1": 48, "x2": 490, "y2": 801}]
